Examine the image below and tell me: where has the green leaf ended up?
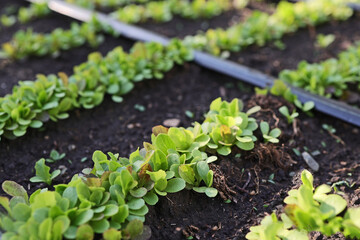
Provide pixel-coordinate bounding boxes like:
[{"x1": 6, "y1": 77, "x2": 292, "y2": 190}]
[
  {"x1": 51, "y1": 169, "x2": 61, "y2": 179},
  {"x1": 127, "y1": 198, "x2": 145, "y2": 210},
  {"x1": 151, "y1": 149, "x2": 168, "y2": 171},
  {"x1": 217, "y1": 146, "x2": 231, "y2": 156},
  {"x1": 111, "y1": 95, "x2": 123, "y2": 103},
  {"x1": 125, "y1": 219, "x2": 143, "y2": 238},
  {"x1": 29, "y1": 158, "x2": 54, "y2": 185},
  {"x1": 164, "y1": 178, "x2": 186, "y2": 193},
  {"x1": 90, "y1": 219, "x2": 110, "y2": 234},
  {"x1": 246, "y1": 106, "x2": 261, "y2": 116},
  {"x1": 30, "y1": 120, "x2": 43, "y2": 128},
  {"x1": 260, "y1": 122, "x2": 269, "y2": 135},
  {"x1": 178, "y1": 164, "x2": 195, "y2": 184},
  {"x1": 320, "y1": 194, "x2": 347, "y2": 218},
  {"x1": 146, "y1": 170, "x2": 166, "y2": 182},
  {"x1": 103, "y1": 228, "x2": 122, "y2": 240},
  {"x1": 303, "y1": 101, "x2": 315, "y2": 112},
  {"x1": 74, "y1": 209, "x2": 94, "y2": 226},
  {"x1": 129, "y1": 205, "x2": 149, "y2": 216},
  {"x1": 39, "y1": 218, "x2": 53, "y2": 240},
  {"x1": 130, "y1": 188, "x2": 148, "y2": 198},
  {"x1": 154, "y1": 133, "x2": 176, "y2": 154},
  {"x1": 12, "y1": 203, "x2": 31, "y2": 221},
  {"x1": 193, "y1": 186, "x2": 207, "y2": 193},
  {"x1": 104, "y1": 204, "x2": 119, "y2": 217},
  {"x1": 235, "y1": 141, "x2": 254, "y2": 151},
  {"x1": 197, "y1": 161, "x2": 210, "y2": 184},
  {"x1": 2, "y1": 181, "x2": 28, "y2": 203},
  {"x1": 168, "y1": 128, "x2": 194, "y2": 150},
  {"x1": 43, "y1": 101, "x2": 59, "y2": 110},
  {"x1": 112, "y1": 205, "x2": 129, "y2": 223},
  {"x1": 143, "y1": 191, "x2": 158, "y2": 206},
  {"x1": 205, "y1": 187, "x2": 218, "y2": 197},
  {"x1": 269, "y1": 128, "x2": 281, "y2": 138},
  {"x1": 63, "y1": 187, "x2": 78, "y2": 208},
  {"x1": 301, "y1": 170, "x2": 314, "y2": 190},
  {"x1": 118, "y1": 169, "x2": 136, "y2": 196},
  {"x1": 76, "y1": 224, "x2": 94, "y2": 240},
  {"x1": 0, "y1": 197, "x2": 11, "y2": 214}
]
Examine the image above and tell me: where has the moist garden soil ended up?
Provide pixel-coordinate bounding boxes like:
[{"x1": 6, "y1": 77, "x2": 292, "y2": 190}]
[{"x1": 0, "y1": 1, "x2": 359, "y2": 239}]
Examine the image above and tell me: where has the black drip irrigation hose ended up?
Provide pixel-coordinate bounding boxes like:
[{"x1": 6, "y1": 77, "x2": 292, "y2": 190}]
[{"x1": 24, "y1": 0, "x2": 360, "y2": 128}]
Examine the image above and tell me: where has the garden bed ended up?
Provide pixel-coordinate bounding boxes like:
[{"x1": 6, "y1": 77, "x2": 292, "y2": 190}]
[{"x1": 0, "y1": 0, "x2": 359, "y2": 239}]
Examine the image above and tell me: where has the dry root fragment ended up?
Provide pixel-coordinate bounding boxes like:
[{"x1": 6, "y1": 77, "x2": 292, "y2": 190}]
[
  {"x1": 246, "y1": 143, "x2": 296, "y2": 170},
  {"x1": 210, "y1": 164, "x2": 238, "y2": 202},
  {"x1": 182, "y1": 225, "x2": 200, "y2": 240}
]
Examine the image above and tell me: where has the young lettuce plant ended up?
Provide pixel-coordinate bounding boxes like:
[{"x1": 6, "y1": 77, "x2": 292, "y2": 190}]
[
  {"x1": 260, "y1": 121, "x2": 281, "y2": 143},
  {"x1": 29, "y1": 158, "x2": 61, "y2": 185},
  {"x1": 46, "y1": 149, "x2": 66, "y2": 163},
  {"x1": 278, "y1": 106, "x2": 299, "y2": 124},
  {"x1": 315, "y1": 34, "x2": 335, "y2": 48},
  {"x1": 201, "y1": 98, "x2": 260, "y2": 156},
  {"x1": 246, "y1": 170, "x2": 360, "y2": 240}
]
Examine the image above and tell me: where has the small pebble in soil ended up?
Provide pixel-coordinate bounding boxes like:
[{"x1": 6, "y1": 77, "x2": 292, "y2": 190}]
[
  {"x1": 302, "y1": 152, "x2": 319, "y2": 172},
  {"x1": 219, "y1": 87, "x2": 226, "y2": 97},
  {"x1": 163, "y1": 118, "x2": 181, "y2": 127},
  {"x1": 289, "y1": 171, "x2": 295, "y2": 177},
  {"x1": 68, "y1": 144, "x2": 76, "y2": 151}
]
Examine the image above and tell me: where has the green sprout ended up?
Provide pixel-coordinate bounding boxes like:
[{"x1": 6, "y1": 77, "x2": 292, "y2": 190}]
[
  {"x1": 45, "y1": 149, "x2": 66, "y2": 163},
  {"x1": 260, "y1": 121, "x2": 281, "y2": 143},
  {"x1": 29, "y1": 158, "x2": 61, "y2": 185},
  {"x1": 279, "y1": 106, "x2": 299, "y2": 124},
  {"x1": 315, "y1": 33, "x2": 336, "y2": 48}
]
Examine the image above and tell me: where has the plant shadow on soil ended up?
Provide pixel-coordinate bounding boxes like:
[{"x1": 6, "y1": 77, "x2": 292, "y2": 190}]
[{"x1": 0, "y1": 1, "x2": 359, "y2": 239}]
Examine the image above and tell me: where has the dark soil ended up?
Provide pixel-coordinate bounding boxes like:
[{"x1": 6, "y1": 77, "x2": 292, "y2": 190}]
[{"x1": 0, "y1": 1, "x2": 359, "y2": 240}]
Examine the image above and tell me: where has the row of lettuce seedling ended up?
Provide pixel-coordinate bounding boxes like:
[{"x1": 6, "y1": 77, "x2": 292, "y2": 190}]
[
  {"x1": 0, "y1": 97, "x2": 277, "y2": 239},
  {"x1": 183, "y1": 0, "x2": 354, "y2": 55},
  {"x1": 0, "y1": 39, "x2": 193, "y2": 140},
  {"x1": 109, "y1": 0, "x2": 243, "y2": 24},
  {"x1": 0, "y1": 0, "x2": 241, "y2": 59},
  {"x1": 3, "y1": 22, "x2": 360, "y2": 141},
  {"x1": 0, "y1": 2, "x2": 50, "y2": 29},
  {"x1": 0, "y1": 0, "x2": 354, "y2": 60},
  {"x1": 1, "y1": 98, "x2": 359, "y2": 239},
  {"x1": 0, "y1": 28, "x2": 319, "y2": 143}
]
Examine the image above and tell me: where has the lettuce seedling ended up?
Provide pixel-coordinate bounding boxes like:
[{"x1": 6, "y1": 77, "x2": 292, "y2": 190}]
[
  {"x1": 279, "y1": 106, "x2": 299, "y2": 124},
  {"x1": 246, "y1": 170, "x2": 360, "y2": 239},
  {"x1": 315, "y1": 34, "x2": 335, "y2": 48},
  {"x1": 202, "y1": 98, "x2": 259, "y2": 155},
  {"x1": 294, "y1": 100, "x2": 315, "y2": 115},
  {"x1": 45, "y1": 149, "x2": 66, "y2": 163},
  {"x1": 29, "y1": 158, "x2": 61, "y2": 185},
  {"x1": 260, "y1": 121, "x2": 281, "y2": 143},
  {"x1": 0, "y1": 15, "x2": 16, "y2": 27}
]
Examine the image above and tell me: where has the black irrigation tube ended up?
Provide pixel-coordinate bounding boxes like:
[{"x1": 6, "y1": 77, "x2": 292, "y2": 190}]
[{"x1": 25, "y1": 0, "x2": 360, "y2": 128}]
